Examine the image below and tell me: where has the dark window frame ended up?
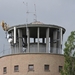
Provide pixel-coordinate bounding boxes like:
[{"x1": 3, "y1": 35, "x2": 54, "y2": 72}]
[
  {"x1": 3, "y1": 67, "x2": 7, "y2": 74},
  {"x1": 28, "y1": 64, "x2": 34, "y2": 71},
  {"x1": 44, "y1": 64, "x2": 50, "y2": 71},
  {"x1": 59, "y1": 66, "x2": 63, "y2": 72},
  {"x1": 14, "y1": 65, "x2": 19, "y2": 72}
]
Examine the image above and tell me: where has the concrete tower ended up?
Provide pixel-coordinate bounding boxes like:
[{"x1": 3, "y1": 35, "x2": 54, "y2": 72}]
[{"x1": 0, "y1": 21, "x2": 66, "y2": 75}]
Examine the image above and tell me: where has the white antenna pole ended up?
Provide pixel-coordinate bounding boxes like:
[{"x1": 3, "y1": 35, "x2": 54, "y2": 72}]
[{"x1": 14, "y1": 27, "x2": 16, "y2": 44}]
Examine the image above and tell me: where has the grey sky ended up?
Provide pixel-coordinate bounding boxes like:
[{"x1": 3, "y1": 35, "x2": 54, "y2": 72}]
[{"x1": 0, "y1": 0, "x2": 75, "y2": 51}]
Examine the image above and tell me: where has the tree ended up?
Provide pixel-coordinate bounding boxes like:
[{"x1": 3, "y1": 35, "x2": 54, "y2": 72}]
[{"x1": 61, "y1": 31, "x2": 75, "y2": 75}]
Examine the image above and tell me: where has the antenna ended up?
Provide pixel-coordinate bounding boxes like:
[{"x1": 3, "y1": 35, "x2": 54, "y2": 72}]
[
  {"x1": 23, "y1": 2, "x2": 29, "y2": 24},
  {"x1": 23, "y1": 2, "x2": 29, "y2": 37},
  {"x1": 14, "y1": 27, "x2": 16, "y2": 44},
  {"x1": 0, "y1": 21, "x2": 9, "y2": 31},
  {"x1": 23, "y1": 2, "x2": 37, "y2": 23},
  {"x1": 34, "y1": 4, "x2": 37, "y2": 22},
  {"x1": 26, "y1": 2, "x2": 29, "y2": 24},
  {"x1": 0, "y1": 21, "x2": 9, "y2": 39}
]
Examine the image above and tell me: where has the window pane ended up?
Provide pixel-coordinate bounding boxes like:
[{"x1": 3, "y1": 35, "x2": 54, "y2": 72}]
[
  {"x1": 14, "y1": 65, "x2": 19, "y2": 72},
  {"x1": 3, "y1": 67, "x2": 7, "y2": 73},
  {"x1": 44, "y1": 65, "x2": 49, "y2": 71},
  {"x1": 28, "y1": 65, "x2": 34, "y2": 71},
  {"x1": 59, "y1": 66, "x2": 63, "y2": 72}
]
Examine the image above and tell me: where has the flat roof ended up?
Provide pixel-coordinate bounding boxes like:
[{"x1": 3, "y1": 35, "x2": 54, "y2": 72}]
[{"x1": 7, "y1": 23, "x2": 66, "y2": 33}]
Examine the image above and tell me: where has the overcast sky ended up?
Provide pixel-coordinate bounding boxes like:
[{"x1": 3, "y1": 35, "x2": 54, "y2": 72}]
[{"x1": 0, "y1": 0, "x2": 75, "y2": 53}]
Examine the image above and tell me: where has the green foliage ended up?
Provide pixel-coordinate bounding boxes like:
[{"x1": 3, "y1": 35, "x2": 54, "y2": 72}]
[{"x1": 61, "y1": 31, "x2": 75, "y2": 75}]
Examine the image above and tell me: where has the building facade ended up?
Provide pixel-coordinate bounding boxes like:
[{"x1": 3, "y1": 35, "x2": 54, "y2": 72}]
[{"x1": 0, "y1": 21, "x2": 66, "y2": 75}]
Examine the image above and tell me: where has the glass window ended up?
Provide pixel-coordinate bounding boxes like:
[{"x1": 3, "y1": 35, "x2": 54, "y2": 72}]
[
  {"x1": 44, "y1": 65, "x2": 50, "y2": 71},
  {"x1": 28, "y1": 64, "x2": 34, "y2": 71},
  {"x1": 59, "y1": 66, "x2": 63, "y2": 72},
  {"x1": 14, "y1": 65, "x2": 19, "y2": 72},
  {"x1": 3, "y1": 67, "x2": 7, "y2": 74}
]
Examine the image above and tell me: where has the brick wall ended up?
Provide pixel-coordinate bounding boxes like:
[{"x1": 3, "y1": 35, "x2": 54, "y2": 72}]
[{"x1": 0, "y1": 53, "x2": 64, "y2": 75}]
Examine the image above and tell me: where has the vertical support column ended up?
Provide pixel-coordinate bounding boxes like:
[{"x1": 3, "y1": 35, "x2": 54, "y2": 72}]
[
  {"x1": 11, "y1": 30, "x2": 14, "y2": 54},
  {"x1": 14, "y1": 27, "x2": 16, "y2": 44},
  {"x1": 53, "y1": 29, "x2": 58, "y2": 53},
  {"x1": 27, "y1": 27, "x2": 30, "y2": 53},
  {"x1": 58, "y1": 28, "x2": 62, "y2": 54},
  {"x1": 60, "y1": 28, "x2": 62, "y2": 49},
  {"x1": 24, "y1": 35, "x2": 27, "y2": 46},
  {"x1": 18, "y1": 29, "x2": 22, "y2": 53},
  {"x1": 46, "y1": 28, "x2": 49, "y2": 53},
  {"x1": 24, "y1": 27, "x2": 27, "y2": 45},
  {"x1": 37, "y1": 27, "x2": 39, "y2": 53},
  {"x1": 50, "y1": 33, "x2": 53, "y2": 53},
  {"x1": 14, "y1": 27, "x2": 17, "y2": 54}
]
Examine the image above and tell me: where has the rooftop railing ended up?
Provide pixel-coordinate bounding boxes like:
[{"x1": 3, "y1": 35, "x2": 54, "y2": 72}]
[{"x1": 0, "y1": 47, "x2": 63, "y2": 57}]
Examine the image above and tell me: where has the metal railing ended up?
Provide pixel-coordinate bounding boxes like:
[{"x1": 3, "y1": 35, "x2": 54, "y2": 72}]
[
  {"x1": 0, "y1": 48, "x2": 11, "y2": 57},
  {"x1": 0, "y1": 47, "x2": 63, "y2": 57}
]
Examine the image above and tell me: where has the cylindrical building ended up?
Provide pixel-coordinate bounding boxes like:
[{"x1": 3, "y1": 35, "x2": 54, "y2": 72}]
[{"x1": 0, "y1": 21, "x2": 66, "y2": 75}]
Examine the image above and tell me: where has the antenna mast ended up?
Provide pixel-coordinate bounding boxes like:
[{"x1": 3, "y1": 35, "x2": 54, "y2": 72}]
[
  {"x1": 23, "y1": 2, "x2": 29, "y2": 24},
  {"x1": 34, "y1": 4, "x2": 37, "y2": 22},
  {"x1": 23, "y1": 2, "x2": 37, "y2": 23},
  {"x1": 23, "y1": 2, "x2": 29, "y2": 36},
  {"x1": 26, "y1": 2, "x2": 29, "y2": 24}
]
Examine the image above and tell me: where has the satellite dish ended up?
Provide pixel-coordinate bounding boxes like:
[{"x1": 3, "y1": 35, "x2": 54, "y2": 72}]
[
  {"x1": 0, "y1": 21, "x2": 9, "y2": 31},
  {"x1": 7, "y1": 34, "x2": 13, "y2": 43},
  {"x1": 8, "y1": 38, "x2": 13, "y2": 43}
]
